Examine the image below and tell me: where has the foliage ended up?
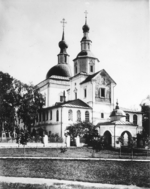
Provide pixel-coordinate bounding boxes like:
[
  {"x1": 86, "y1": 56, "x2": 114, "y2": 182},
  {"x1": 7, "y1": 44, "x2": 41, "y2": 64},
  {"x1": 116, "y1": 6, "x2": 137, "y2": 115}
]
[
  {"x1": 60, "y1": 147, "x2": 67, "y2": 153},
  {"x1": 0, "y1": 71, "x2": 45, "y2": 133},
  {"x1": 65, "y1": 122, "x2": 105, "y2": 152},
  {"x1": 117, "y1": 136, "x2": 124, "y2": 145},
  {"x1": 0, "y1": 72, "x2": 16, "y2": 132},
  {"x1": 16, "y1": 128, "x2": 30, "y2": 146},
  {"x1": 137, "y1": 131, "x2": 150, "y2": 149},
  {"x1": 141, "y1": 105, "x2": 150, "y2": 136}
]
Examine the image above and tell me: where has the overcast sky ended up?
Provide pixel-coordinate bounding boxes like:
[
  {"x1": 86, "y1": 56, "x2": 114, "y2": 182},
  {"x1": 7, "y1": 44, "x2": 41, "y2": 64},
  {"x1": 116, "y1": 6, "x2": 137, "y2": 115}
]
[{"x1": 0, "y1": 0, "x2": 149, "y2": 110}]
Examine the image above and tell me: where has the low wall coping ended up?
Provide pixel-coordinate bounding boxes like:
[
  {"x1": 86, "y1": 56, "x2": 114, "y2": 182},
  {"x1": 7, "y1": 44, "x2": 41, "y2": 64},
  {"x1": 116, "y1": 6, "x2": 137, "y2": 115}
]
[{"x1": 0, "y1": 157, "x2": 150, "y2": 162}]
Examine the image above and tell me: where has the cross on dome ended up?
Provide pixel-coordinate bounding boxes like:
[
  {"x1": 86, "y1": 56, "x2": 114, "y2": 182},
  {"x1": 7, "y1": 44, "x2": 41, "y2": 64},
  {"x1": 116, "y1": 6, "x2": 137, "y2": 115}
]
[
  {"x1": 60, "y1": 18, "x2": 67, "y2": 31},
  {"x1": 84, "y1": 10, "x2": 88, "y2": 23}
]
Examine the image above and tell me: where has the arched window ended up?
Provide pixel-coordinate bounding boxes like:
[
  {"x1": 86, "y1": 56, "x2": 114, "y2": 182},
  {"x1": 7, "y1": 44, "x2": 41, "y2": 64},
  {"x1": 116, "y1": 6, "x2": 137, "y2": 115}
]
[
  {"x1": 56, "y1": 110, "x2": 59, "y2": 121},
  {"x1": 44, "y1": 93, "x2": 46, "y2": 106},
  {"x1": 126, "y1": 114, "x2": 130, "y2": 122},
  {"x1": 133, "y1": 114, "x2": 137, "y2": 125},
  {"x1": 75, "y1": 63, "x2": 77, "y2": 74},
  {"x1": 68, "y1": 110, "x2": 73, "y2": 121},
  {"x1": 101, "y1": 113, "x2": 104, "y2": 118},
  {"x1": 50, "y1": 110, "x2": 52, "y2": 120},
  {"x1": 77, "y1": 110, "x2": 81, "y2": 122},
  {"x1": 75, "y1": 92, "x2": 77, "y2": 99},
  {"x1": 85, "y1": 111, "x2": 89, "y2": 122},
  {"x1": 45, "y1": 111, "x2": 48, "y2": 121}
]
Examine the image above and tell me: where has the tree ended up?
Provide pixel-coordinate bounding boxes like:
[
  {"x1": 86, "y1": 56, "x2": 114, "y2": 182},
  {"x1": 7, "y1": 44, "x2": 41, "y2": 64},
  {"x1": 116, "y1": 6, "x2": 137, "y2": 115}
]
[
  {"x1": 65, "y1": 122, "x2": 105, "y2": 156},
  {"x1": 142, "y1": 106, "x2": 150, "y2": 137},
  {"x1": 128, "y1": 136, "x2": 137, "y2": 159},
  {"x1": 17, "y1": 83, "x2": 45, "y2": 132},
  {"x1": 0, "y1": 71, "x2": 45, "y2": 134},
  {"x1": 0, "y1": 72, "x2": 16, "y2": 133}
]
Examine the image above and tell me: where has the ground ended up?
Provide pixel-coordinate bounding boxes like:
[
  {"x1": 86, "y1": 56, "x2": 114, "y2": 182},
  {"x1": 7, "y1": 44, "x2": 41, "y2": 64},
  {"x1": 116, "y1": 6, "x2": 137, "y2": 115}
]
[{"x1": 0, "y1": 147, "x2": 150, "y2": 188}]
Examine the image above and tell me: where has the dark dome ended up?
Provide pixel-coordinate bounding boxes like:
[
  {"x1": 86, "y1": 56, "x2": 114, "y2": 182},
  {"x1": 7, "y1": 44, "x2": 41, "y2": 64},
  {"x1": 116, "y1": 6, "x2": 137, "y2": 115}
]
[
  {"x1": 110, "y1": 109, "x2": 126, "y2": 117},
  {"x1": 77, "y1": 50, "x2": 95, "y2": 57},
  {"x1": 46, "y1": 64, "x2": 72, "y2": 79},
  {"x1": 59, "y1": 40, "x2": 68, "y2": 49},
  {"x1": 82, "y1": 24, "x2": 90, "y2": 33}
]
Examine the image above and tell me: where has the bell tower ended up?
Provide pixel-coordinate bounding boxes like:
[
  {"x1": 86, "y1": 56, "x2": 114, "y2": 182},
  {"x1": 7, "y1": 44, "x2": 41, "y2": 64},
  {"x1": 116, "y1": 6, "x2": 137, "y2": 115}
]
[{"x1": 73, "y1": 11, "x2": 99, "y2": 76}]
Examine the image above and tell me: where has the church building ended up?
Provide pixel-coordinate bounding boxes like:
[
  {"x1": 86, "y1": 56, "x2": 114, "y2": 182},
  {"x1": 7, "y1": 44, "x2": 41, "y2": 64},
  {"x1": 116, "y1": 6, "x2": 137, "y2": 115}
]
[{"x1": 35, "y1": 15, "x2": 142, "y2": 147}]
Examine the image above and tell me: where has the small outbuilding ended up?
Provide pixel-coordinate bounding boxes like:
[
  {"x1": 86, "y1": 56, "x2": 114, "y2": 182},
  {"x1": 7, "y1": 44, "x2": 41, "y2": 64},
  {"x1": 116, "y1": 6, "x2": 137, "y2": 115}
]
[{"x1": 97, "y1": 102, "x2": 142, "y2": 148}]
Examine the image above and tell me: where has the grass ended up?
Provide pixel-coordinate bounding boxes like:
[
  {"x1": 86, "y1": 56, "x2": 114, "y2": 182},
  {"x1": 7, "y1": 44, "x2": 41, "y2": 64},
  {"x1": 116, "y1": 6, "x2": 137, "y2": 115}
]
[
  {"x1": 0, "y1": 147, "x2": 150, "y2": 188},
  {"x1": 0, "y1": 159, "x2": 150, "y2": 187},
  {"x1": 0, "y1": 147, "x2": 150, "y2": 159}
]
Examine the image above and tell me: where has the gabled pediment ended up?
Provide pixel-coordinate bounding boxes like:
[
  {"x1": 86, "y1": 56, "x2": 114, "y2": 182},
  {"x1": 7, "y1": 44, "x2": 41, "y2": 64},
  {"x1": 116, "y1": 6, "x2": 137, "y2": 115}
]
[
  {"x1": 80, "y1": 69, "x2": 116, "y2": 85},
  {"x1": 92, "y1": 69, "x2": 116, "y2": 85}
]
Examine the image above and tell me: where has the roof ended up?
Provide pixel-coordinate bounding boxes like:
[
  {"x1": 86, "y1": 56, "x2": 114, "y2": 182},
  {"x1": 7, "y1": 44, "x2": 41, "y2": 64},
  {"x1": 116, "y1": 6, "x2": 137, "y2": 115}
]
[
  {"x1": 96, "y1": 120, "x2": 136, "y2": 127},
  {"x1": 80, "y1": 71, "x2": 100, "y2": 84},
  {"x1": 110, "y1": 109, "x2": 126, "y2": 117},
  {"x1": 80, "y1": 69, "x2": 116, "y2": 85},
  {"x1": 46, "y1": 64, "x2": 72, "y2": 79},
  {"x1": 73, "y1": 50, "x2": 99, "y2": 62},
  {"x1": 43, "y1": 99, "x2": 92, "y2": 110}
]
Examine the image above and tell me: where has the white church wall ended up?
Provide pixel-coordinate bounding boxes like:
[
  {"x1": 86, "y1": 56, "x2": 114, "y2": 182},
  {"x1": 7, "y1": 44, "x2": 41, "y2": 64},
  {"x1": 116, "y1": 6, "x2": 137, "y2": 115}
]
[
  {"x1": 80, "y1": 82, "x2": 93, "y2": 103},
  {"x1": 48, "y1": 81, "x2": 70, "y2": 106},
  {"x1": 92, "y1": 103, "x2": 113, "y2": 124},
  {"x1": 70, "y1": 74, "x2": 88, "y2": 100},
  {"x1": 124, "y1": 111, "x2": 142, "y2": 127}
]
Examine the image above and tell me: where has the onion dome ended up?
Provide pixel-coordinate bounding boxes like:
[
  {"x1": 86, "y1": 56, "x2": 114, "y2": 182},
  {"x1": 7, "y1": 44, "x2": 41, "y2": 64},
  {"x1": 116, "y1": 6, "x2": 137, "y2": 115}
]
[
  {"x1": 46, "y1": 18, "x2": 72, "y2": 79},
  {"x1": 58, "y1": 31, "x2": 68, "y2": 54},
  {"x1": 110, "y1": 102, "x2": 126, "y2": 118},
  {"x1": 46, "y1": 64, "x2": 71, "y2": 79},
  {"x1": 140, "y1": 95, "x2": 150, "y2": 107},
  {"x1": 82, "y1": 23, "x2": 90, "y2": 33}
]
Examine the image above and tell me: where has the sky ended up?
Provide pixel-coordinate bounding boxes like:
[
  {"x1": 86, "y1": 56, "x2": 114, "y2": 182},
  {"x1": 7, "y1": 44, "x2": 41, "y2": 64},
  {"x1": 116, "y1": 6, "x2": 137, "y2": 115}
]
[{"x1": 0, "y1": 0, "x2": 149, "y2": 110}]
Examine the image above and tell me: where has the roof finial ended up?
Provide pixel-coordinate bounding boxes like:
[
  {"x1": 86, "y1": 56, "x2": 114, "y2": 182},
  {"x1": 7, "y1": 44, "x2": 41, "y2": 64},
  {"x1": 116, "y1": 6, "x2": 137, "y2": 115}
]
[
  {"x1": 60, "y1": 18, "x2": 67, "y2": 40},
  {"x1": 60, "y1": 18, "x2": 67, "y2": 32},
  {"x1": 84, "y1": 10, "x2": 88, "y2": 24}
]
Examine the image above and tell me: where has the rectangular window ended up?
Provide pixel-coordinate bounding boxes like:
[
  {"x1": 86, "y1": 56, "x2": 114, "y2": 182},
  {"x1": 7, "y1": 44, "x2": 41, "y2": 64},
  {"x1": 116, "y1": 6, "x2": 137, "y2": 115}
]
[
  {"x1": 60, "y1": 96, "x2": 63, "y2": 102},
  {"x1": 75, "y1": 92, "x2": 77, "y2": 99},
  {"x1": 101, "y1": 88, "x2": 105, "y2": 98},
  {"x1": 101, "y1": 113, "x2": 104, "y2": 118},
  {"x1": 90, "y1": 65, "x2": 93, "y2": 72},
  {"x1": 50, "y1": 110, "x2": 52, "y2": 120},
  {"x1": 84, "y1": 88, "x2": 87, "y2": 98}
]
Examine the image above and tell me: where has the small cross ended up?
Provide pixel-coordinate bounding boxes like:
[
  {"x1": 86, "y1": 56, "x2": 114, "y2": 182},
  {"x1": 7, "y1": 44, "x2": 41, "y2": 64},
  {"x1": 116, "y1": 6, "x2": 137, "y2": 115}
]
[
  {"x1": 84, "y1": 10, "x2": 88, "y2": 22},
  {"x1": 84, "y1": 10, "x2": 88, "y2": 18},
  {"x1": 60, "y1": 18, "x2": 67, "y2": 31}
]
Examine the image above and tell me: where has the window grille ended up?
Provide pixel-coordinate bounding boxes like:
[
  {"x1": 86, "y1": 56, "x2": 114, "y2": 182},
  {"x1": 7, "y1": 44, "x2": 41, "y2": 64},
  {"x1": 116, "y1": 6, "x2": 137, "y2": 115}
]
[
  {"x1": 77, "y1": 110, "x2": 81, "y2": 122},
  {"x1": 85, "y1": 111, "x2": 89, "y2": 122},
  {"x1": 68, "y1": 109, "x2": 73, "y2": 121}
]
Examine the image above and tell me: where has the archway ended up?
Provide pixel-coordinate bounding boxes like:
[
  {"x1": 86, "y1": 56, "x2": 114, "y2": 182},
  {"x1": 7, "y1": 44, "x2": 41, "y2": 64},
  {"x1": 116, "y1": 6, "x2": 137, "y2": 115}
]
[
  {"x1": 121, "y1": 131, "x2": 132, "y2": 146},
  {"x1": 103, "y1": 131, "x2": 112, "y2": 147}
]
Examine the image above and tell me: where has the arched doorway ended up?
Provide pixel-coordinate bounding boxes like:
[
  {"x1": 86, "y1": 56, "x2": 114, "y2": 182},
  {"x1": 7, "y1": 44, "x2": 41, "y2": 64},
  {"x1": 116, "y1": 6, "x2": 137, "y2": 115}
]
[
  {"x1": 103, "y1": 131, "x2": 112, "y2": 147},
  {"x1": 121, "y1": 131, "x2": 132, "y2": 146}
]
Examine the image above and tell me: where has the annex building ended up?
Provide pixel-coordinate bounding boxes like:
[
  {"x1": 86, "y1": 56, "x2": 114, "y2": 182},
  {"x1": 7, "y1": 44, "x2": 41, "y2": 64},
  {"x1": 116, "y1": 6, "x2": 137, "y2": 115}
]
[{"x1": 35, "y1": 17, "x2": 142, "y2": 147}]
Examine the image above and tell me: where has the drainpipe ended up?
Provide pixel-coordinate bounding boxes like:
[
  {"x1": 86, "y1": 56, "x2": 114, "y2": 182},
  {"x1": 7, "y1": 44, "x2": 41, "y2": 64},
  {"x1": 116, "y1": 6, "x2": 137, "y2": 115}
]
[
  {"x1": 114, "y1": 124, "x2": 116, "y2": 148},
  {"x1": 61, "y1": 107, "x2": 63, "y2": 138},
  {"x1": 91, "y1": 81, "x2": 94, "y2": 124}
]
